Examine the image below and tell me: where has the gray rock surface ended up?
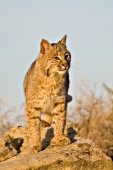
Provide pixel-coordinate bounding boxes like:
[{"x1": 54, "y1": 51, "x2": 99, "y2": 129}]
[{"x1": 0, "y1": 126, "x2": 113, "y2": 170}]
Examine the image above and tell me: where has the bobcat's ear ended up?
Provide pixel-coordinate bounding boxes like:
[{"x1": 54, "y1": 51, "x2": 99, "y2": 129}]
[
  {"x1": 40, "y1": 39, "x2": 51, "y2": 54},
  {"x1": 58, "y1": 35, "x2": 67, "y2": 45}
]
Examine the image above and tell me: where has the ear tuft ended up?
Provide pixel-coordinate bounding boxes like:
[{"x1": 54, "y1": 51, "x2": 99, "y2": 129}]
[
  {"x1": 59, "y1": 35, "x2": 67, "y2": 45},
  {"x1": 40, "y1": 39, "x2": 51, "y2": 54}
]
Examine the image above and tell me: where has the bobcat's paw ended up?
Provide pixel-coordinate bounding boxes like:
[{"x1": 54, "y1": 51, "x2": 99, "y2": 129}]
[
  {"x1": 51, "y1": 136, "x2": 70, "y2": 146},
  {"x1": 30, "y1": 144, "x2": 42, "y2": 154}
]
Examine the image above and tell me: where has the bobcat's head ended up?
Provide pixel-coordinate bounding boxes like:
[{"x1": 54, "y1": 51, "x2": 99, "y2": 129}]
[{"x1": 39, "y1": 35, "x2": 71, "y2": 76}]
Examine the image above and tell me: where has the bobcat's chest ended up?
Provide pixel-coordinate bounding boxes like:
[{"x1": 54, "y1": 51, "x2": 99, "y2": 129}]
[
  {"x1": 32, "y1": 74, "x2": 67, "y2": 113},
  {"x1": 39, "y1": 84, "x2": 65, "y2": 114},
  {"x1": 38, "y1": 74, "x2": 65, "y2": 96},
  {"x1": 41, "y1": 95, "x2": 58, "y2": 114}
]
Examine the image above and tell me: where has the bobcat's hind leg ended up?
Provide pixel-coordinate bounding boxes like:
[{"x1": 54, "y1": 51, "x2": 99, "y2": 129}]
[{"x1": 26, "y1": 104, "x2": 42, "y2": 154}]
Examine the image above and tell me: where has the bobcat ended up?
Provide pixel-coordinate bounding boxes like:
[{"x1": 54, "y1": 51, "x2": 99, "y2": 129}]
[{"x1": 24, "y1": 35, "x2": 71, "y2": 154}]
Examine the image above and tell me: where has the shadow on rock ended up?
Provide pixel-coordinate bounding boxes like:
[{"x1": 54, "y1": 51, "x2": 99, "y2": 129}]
[
  {"x1": 67, "y1": 127, "x2": 77, "y2": 143},
  {"x1": 42, "y1": 127, "x2": 54, "y2": 150},
  {"x1": 42, "y1": 127, "x2": 77, "y2": 150}
]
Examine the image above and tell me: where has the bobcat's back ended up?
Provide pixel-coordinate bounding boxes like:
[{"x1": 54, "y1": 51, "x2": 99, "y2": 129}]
[{"x1": 24, "y1": 60, "x2": 36, "y2": 93}]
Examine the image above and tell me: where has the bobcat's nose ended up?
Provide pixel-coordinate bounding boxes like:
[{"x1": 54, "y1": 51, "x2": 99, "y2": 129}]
[{"x1": 62, "y1": 63, "x2": 68, "y2": 70}]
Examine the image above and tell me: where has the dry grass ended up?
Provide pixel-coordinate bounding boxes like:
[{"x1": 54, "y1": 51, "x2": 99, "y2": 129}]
[
  {"x1": 0, "y1": 100, "x2": 25, "y2": 135},
  {"x1": 68, "y1": 81, "x2": 113, "y2": 159}
]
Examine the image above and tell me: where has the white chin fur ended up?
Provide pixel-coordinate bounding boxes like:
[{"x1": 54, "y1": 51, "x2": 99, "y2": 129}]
[{"x1": 56, "y1": 70, "x2": 67, "y2": 74}]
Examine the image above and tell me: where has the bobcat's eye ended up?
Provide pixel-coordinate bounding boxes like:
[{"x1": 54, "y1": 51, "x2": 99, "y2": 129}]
[
  {"x1": 55, "y1": 56, "x2": 60, "y2": 60},
  {"x1": 65, "y1": 54, "x2": 69, "y2": 60}
]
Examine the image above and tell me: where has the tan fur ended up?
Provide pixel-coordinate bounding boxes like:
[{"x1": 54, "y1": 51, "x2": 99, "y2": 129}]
[{"x1": 24, "y1": 35, "x2": 71, "y2": 154}]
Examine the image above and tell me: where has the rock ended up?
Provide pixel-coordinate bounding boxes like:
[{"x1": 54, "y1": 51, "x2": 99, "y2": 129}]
[
  {"x1": 0, "y1": 126, "x2": 113, "y2": 170},
  {"x1": 0, "y1": 134, "x2": 23, "y2": 162}
]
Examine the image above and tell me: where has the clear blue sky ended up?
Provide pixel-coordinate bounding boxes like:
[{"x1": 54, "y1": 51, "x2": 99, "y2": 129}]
[{"x1": 0, "y1": 0, "x2": 113, "y2": 107}]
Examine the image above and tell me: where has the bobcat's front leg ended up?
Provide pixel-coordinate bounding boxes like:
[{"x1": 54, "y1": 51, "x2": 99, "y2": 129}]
[
  {"x1": 51, "y1": 101, "x2": 70, "y2": 146},
  {"x1": 26, "y1": 104, "x2": 42, "y2": 154}
]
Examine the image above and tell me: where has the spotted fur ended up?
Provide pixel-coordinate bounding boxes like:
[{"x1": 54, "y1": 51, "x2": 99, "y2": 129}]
[{"x1": 24, "y1": 35, "x2": 71, "y2": 154}]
